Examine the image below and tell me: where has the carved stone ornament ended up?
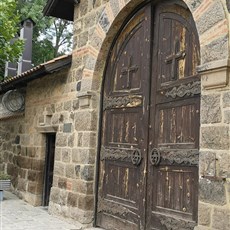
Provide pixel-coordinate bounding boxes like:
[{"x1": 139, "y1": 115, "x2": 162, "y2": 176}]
[
  {"x1": 2, "y1": 90, "x2": 25, "y2": 112},
  {"x1": 103, "y1": 95, "x2": 142, "y2": 110},
  {"x1": 159, "y1": 215, "x2": 197, "y2": 230},
  {"x1": 101, "y1": 146, "x2": 142, "y2": 165},
  {"x1": 97, "y1": 198, "x2": 129, "y2": 216},
  {"x1": 160, "y1": 148, "x2": 199, "y2": 165},
  {"x1": 165, "y1": 81, "x2": 201, "y2": 98}
]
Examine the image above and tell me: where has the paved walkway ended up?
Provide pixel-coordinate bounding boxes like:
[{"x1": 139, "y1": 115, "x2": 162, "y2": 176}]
[{"x1": 0, "y1": 191, "x2": 103, "y2": 230}]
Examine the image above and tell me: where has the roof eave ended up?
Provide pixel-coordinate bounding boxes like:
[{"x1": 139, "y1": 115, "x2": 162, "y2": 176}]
[
  {"x1": 0, "y1": 67, "x2": 47, "y2": 93},
  {"x1": 0, "y1": 55, "x2": 72, "y2": 93},
  {"x1": 43, "y1": 0, "x2": 80, "y2": 21}
]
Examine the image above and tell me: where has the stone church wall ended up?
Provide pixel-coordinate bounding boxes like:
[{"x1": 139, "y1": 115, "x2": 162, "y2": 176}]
[
  {"x1": 0, "y1": 0, "x2": 229, "y2": 228},
  {"x1": 0, "y1": 116, "x2": 25, "y2": 183},
  {"x1": 70, "y1": 0, "x2": 230, "y2": 228},
  {"x1": 198, "y1": 64, "x2": 230, "y2": 229},
  {"x1": 0, "y1": 68, "x2": 78, "y2": 207}
]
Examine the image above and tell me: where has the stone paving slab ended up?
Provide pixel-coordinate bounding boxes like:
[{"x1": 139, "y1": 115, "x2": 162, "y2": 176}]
[{"x1": 0, "y1": 191, "x2": 103, "y2": 230}]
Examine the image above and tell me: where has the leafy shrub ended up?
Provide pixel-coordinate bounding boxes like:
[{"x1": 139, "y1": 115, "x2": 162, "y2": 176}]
[{"x1": 0, "y1": 172, "x2": 11, "y2": 180}]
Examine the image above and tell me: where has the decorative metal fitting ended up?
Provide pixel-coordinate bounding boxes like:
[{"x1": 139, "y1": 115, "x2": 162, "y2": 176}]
[
  {"x1": 150, "y1": 148, "x2": 161, "y2": 166},
  {"x1": 131, "y1": 149, "x2": 142, "y2": 166}
]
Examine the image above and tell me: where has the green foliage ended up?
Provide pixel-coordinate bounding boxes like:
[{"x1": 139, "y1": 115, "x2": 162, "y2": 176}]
[
  {"x1": 32, "y1": 39, "x2": 55, "y2": 64},
  {"x1": 0, "y1": 0, "x2": 24, "y2": 79},
  {"x1": 0, "y1": 172, "x2": 11, "y2": 180},
  {"x1": 47, "y1": 19, "x2": 73, "y2": 58},
  {"x1": 17, "y1": 0, "x2": 53, "y2": 36},
  {"x1": 0, "y1": 0, "x2": 73, "y2": 78},
  {"x1": 17, "y1": 0, "x2": 73, "y2": 66}
]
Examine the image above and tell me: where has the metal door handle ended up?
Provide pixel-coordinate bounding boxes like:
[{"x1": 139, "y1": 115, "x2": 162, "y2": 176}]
[
  {"x1": 150, "y1": 148, "x2": 161, "y2": 166},
  {"x1": 131, "y1": 149, "x2": 142, "y2": 166}
]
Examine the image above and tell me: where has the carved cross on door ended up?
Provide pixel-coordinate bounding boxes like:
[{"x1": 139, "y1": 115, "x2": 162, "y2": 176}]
[
  {"x1": 165, "y1": 39, "x2": 186, "y2": 80},
  {"x1": 120, "y1": 56, "x2": 138, "y2": 89}
]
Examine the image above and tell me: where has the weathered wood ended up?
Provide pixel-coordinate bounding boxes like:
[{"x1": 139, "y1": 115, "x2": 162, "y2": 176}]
[
  {"x1": 97, "y1": 1, "x2": 200, "y2": 229},
  {"x1": 147, "y1": 2, "x2": 200, "y2": 229},
  {"x1": 97, "y1": 4, "x2": 151, "y2": 229}
]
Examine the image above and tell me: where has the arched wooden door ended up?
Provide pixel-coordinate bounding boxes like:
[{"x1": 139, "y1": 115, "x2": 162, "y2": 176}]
[{"x1": 97, "y1": 1, "x2": 200, "y2": 230}]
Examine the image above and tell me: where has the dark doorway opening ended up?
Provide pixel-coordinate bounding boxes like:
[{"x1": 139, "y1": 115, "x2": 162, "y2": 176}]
[{"x1": 43, "y1": 133, "x2": 56, "y2": 206}]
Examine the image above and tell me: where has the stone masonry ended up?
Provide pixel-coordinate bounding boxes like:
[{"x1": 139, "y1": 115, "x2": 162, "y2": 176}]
[
  {"x1": 0, "y1": 0, "x2": 230, "y2": 229},
  {"x1": 197, "y1": 60, "x2": 230, "y2": 229},
  {"x1": 0, "y1": 67, "x2": 78, "y2": 207},
  {"x1": 70, "y1": 0, "x2": 230, "y2": 228}
]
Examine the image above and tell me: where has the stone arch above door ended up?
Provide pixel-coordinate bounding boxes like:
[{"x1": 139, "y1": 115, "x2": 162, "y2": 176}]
[{"x1": 87, "y1": 0, "x2": 229, "y2": 91}]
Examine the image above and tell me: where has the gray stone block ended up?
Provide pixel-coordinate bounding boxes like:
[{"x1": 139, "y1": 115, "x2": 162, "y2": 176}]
[
  {"x1": 212, "y1": 208, "x2": 230, "y2": 230},
  {"x1": 199, "y1": 178, "x2": 226, "y2": 205},
  {"x1": 62, "y1": 148, "x2": 71, "y2": 163},
  {"x1": 224, "y1": 110, "x2": 230, "y2": 124},
  {"x1": 72, "y1": 148, "x2": 96, "y2": 164},
  {"x1": 68, "y1": 134, "x2": 75, "y2": 147},
  {"x1": 216, "y1": 152, "x2": 230, "y2": 178},
  {"x1": 65, "y1": 164, "x2": 75, "y2": 178},
  {"x1": 201, "y1": 126, "x2": 229, "y2": 150},
  {"x1": 197, "y1": 2, "x2": 225, "y2": 35},
  {"x1": 201, "y1": 94, "x2": 221, "y2": 124},
  {"x1": 227, "y1": 0, "x2": 230, "y2": 12},
  {"x1": 188, "y1": 0, "x2": 202, "y2": 11},
  {"x1": 63, "y1": 123, "x2": 72, "y2": 133},
  {"x1": 54, "y1": 162, "x2": 65, "y2": 176},
  {"x1": 110, "y1": 0, "x2": 120, "y2": 16},
  {"x1": 198, "y1": 203, "x2": 211, "y2": 226},
  {"x1": 199, "y1": 151, "x2": 216, "y2": 177},
  {"x1": 78, "y1": 31, "x2": 89, "y2": 47},
  {"x1": 99, "y1": 9, "x2": 110, "y2": 33},
  {"x1": 64, "y1": 101, "x2": 72, "y2": 111},
  {"x1": 80, "y1": 165, "x2": 94, "y2": 181},
  {"x1": 75, "y1": 165, "x2": 81, "y2": 178},
  {"x1": 56, "y1": 133, "x2": 68, "y2": 147},
  {"x1": 201, "y1": 35, "x2": 228, "y2": 63},
  {"x1": 223, "y1": 92, "x2": 230, "y2": 108},
  {"x1": 67, "y1": 192, "x2": 78, "y2": 207}
]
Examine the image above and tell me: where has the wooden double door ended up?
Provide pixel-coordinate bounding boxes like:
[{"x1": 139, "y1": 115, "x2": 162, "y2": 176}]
[{"x1": 97, "y1": 1, "x2": 200, "y2": 229}]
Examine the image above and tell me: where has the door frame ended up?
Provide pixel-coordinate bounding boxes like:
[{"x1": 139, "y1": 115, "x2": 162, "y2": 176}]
[
  {"x1": 93, "y1": 2, "x2": 152, "y2": 226},
  {"x1": 94, "y1": 0, "x2": 200, "y2": 228}
]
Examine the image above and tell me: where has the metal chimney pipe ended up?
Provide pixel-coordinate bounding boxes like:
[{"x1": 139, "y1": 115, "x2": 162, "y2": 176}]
[
  {"x1": 4, "y1": 61, "x2": 17, "y2": 78},
  {"x1": 17, "y1": 18, "x2": 35, "y2": 75},
  {"x1": 4, "y1": 38, "x2": 18, "y2": 78}
]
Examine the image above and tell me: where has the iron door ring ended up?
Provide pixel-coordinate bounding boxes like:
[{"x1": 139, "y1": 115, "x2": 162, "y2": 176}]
[
  {"x1": 150, "y1": 148, "x2": 161, "y2": 166},
  {"x1": 131, "y1": 149, "x2": 142, "y2": 166}
]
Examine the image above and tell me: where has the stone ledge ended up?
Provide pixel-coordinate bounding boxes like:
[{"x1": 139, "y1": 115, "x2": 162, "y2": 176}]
[
  {"x1": 77, "y1": 91, "x2": 98, "y2": 108},
  {"x1": 36, "y1": 125, "x2": 59, "y2": 133},
  {"x1": 197, "y1": 59, "x2": 230, "y2": 89},
  {"x1": 197, "y1": 59, "x2": 230, "y2": 72}
]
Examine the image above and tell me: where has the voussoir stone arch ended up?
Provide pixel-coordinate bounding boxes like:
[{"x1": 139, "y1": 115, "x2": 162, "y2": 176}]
[
  {"x1": 89, "y1": 0, "x2": 144, "y2": 91},
  {"x1": 90, "y1": 0, "x2": 229, "y2": 91},
  {"x1": 183, "y1": 0, "x2": 229, "y2": 64}
]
